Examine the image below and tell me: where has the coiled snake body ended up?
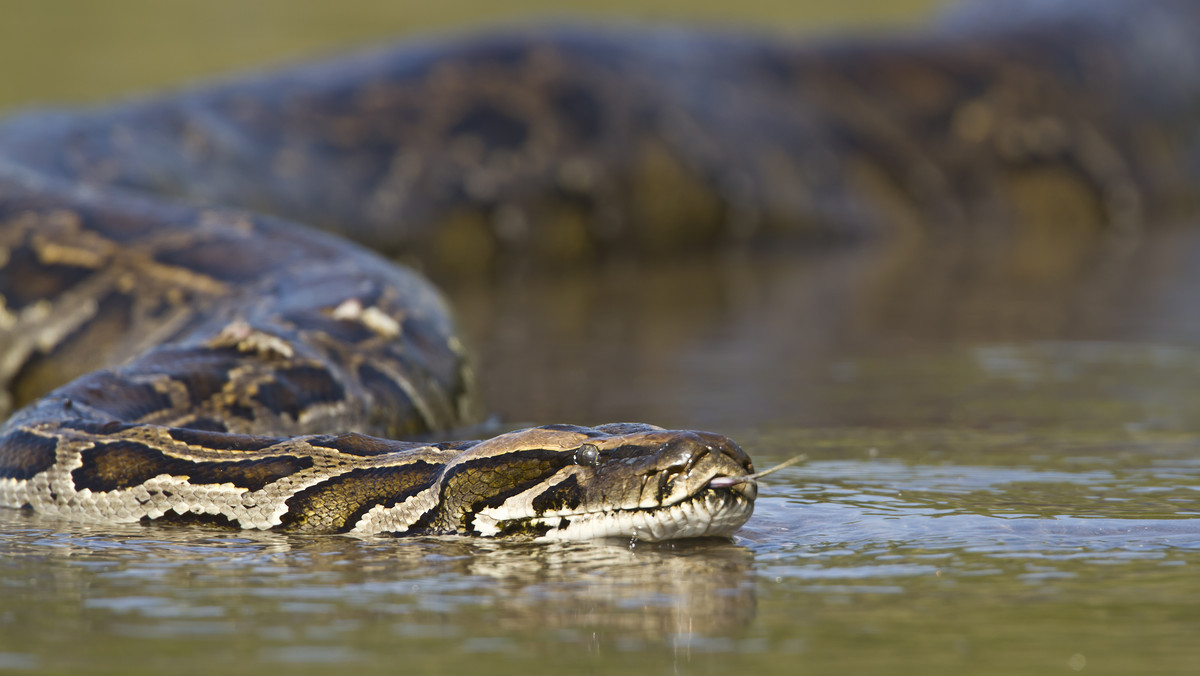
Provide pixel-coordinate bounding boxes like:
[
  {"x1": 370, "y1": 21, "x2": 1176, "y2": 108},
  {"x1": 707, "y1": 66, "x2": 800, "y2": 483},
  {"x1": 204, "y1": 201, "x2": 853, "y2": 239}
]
[{"x1": 0, "y1": 0, "x2": 1197, "y2": 539}]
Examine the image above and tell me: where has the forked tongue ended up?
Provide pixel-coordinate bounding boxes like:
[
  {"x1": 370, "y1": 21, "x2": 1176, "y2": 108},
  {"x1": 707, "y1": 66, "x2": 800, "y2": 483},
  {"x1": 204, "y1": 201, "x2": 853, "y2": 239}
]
[{"x1": 708, "y1": 455, "x2": 806, "y2": 488}]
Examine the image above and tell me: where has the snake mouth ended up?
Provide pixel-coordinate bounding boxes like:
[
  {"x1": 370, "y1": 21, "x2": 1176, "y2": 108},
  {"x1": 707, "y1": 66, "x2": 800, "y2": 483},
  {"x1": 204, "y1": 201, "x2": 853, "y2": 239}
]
[{"x1": 504, "y1": 485, "x2": 754, "y2": 542}]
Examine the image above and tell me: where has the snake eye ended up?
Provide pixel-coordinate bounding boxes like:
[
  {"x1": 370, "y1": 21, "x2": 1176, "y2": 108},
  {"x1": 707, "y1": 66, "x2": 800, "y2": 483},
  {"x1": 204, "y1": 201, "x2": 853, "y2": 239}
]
[{"x1": 575, "y1": 443, "x2": 600, "y2": 467}]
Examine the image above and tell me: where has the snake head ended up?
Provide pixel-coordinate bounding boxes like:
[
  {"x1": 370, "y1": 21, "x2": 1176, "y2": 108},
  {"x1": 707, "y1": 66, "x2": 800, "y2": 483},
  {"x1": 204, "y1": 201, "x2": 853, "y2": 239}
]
[{"x1": 433, "y1": 423, "x2": 756, "y2": 541}]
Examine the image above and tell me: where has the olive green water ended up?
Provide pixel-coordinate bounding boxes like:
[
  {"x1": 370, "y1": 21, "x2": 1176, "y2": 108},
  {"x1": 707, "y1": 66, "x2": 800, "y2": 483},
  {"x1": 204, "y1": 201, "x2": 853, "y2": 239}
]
[{"x1": 3, "y1": 2, "x2": 1200, "y2": 675}]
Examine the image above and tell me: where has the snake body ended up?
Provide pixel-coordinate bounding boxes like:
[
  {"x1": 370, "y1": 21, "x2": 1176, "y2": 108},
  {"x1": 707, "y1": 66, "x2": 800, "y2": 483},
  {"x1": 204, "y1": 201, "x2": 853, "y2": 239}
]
[
  {"x1": 0, "y1": 170, "x2": 756, "y2": 539},
  {"x1": 0, "y1": 0, "x2": 1197, "y2": 539}
]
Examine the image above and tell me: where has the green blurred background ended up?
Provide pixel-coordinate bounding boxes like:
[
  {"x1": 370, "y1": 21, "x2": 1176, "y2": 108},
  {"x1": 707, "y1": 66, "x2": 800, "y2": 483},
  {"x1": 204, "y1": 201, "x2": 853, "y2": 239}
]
[{"x1": 0, "y1": 0, "x2": 949, "y2": 111}]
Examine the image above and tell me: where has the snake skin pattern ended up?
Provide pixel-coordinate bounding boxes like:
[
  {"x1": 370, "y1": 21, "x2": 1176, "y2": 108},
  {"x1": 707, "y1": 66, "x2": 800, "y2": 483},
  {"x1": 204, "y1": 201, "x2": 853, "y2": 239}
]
[{"x1": 0, "y1": 0, "x2": 1197, "y2": 538}]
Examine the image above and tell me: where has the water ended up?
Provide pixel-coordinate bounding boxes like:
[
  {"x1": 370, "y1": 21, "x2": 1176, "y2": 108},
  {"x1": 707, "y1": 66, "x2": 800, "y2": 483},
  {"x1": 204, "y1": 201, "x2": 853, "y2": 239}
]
[
  {"x1": 5, "y1": 228, "x2": 1200, "y2": 673},
  {"x1": 3, "y1": 1, "x2": 1200, "y2": 673},
  {"x1": 3, "y1": 431, "x2": 1198, "y2": 674}
]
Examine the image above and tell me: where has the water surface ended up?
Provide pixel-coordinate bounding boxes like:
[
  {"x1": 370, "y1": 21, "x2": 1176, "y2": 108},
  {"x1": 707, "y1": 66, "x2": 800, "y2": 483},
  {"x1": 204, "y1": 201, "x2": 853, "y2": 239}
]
[
  {"x1": 4, "y1": 421, "x2": 1198, "y2": 674},
  {"x1": 5, "y1": 232, "x2": 1200, "y2": 673}
]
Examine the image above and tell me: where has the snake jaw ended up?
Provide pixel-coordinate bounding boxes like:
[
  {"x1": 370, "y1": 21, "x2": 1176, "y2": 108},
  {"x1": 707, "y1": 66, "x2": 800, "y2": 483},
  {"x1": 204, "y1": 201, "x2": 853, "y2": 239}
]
[
  {"x1": 529, "y1": 487, "x2": 755, "y2": 542},
  {"x1": 707, "y1": 478, "x2": 757, "y2": 504}
]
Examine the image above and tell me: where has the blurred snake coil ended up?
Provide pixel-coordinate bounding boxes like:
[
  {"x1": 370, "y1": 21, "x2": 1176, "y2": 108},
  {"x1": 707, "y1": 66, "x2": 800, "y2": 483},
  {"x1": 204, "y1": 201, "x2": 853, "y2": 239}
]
[{"x1": 0, "y1": 0, "x2": 1196, "y2": 539}]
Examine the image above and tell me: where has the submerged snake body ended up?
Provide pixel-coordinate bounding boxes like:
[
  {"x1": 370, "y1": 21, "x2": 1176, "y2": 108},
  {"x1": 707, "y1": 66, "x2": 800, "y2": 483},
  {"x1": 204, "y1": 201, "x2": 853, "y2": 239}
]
[{"x1": 0, "y1": 0, "x2": 1198, "y2": 538}]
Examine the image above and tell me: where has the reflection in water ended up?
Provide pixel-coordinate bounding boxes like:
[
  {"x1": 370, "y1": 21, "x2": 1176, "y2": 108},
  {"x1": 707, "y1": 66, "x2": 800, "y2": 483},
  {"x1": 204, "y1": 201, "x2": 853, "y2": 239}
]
[
  {"x1": 454, "y1": 538, "x2": 756, "y2": 637},
  {"x1": 0, "y1": 519, "x2": 755, "y2": 670}
]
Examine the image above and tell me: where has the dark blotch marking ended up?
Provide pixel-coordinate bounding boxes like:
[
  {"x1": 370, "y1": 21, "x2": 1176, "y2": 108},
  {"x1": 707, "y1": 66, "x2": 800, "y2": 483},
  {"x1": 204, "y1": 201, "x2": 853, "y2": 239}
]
[
  {"x1": 131, "y1": 349, "x2": 238, "y2": 407},
  {"x1": 551, "y1": 84, "x2": 603, "y2": 143},
  {"x1": 178, "y1": 417, "x2": 229, "y2": 433},
  {"x1": 59, "y1": 419, "x2": 134, "y2": 435},
  {"x1": 749, "y1": 46, "x2": 798, "y2": 84},
  {"x1": 356, "y1": 364, "x2": 424, "y2": 435},
  {"x1": 72, "y1": 440, "x2": 312, "y2": 492},
  {"x1": 66, "y1": 371, "x2": 174, "y2": 422},
  {"x1": 459, "y1": 40, "x2": 529, "y2": 68},
  {"x1": 398, "y1": 316, "x2": 458, "y2": 386},
  {"x1": 0, "y1": 244, "x2": 94, "y2": 312},
  {"x1": 142, "y1": 510, "x2": 241, "y2": 530},
  {"x1": 276, "y1": 461, "x2": 442, "y2": 533},
  {"x1": 449, "y1": 104, "x2": 528, "y2": 150},
  {"x1": 283, "y1": 311, "x2": 376, "y2": 344},
  {"x1": 0, "y1": 429, "x2": 59, "y2": 480},
  {"x1": 495, "y1": 518, "x2": 554, "y2": 539},
  {"x1": 389, "y1": 504, "x2": 440, "y2": 537},
  {"x1": 531, "y1": 475, "x2": 583, "y2": 515},
  {"x1": 153, "y1": 237, "x2": 279, "y2": 283},
  {"x1": 226, "y1": 403, "x2": 257, "y2": 422},
  {"x1": 357, "y1": 364, "x2": 407, "y2": 404},
  {"x1": 76, "y1": 203, "x2": 157, "y2": 243},
  {"x1": 252, "y1": 365, "x2": 345, "y2": 419},
  {"x1": 431, "y1": 440, "x2": 482, "y2": 453},
  {"x1": 309, "y1": 432, "x2": 421, "y2": 457},
  {"x1": 594, "y1": 443, "x2": 660, "y2": 461},
  {"x1": 167, "y1": 427, "x2": 280, "y2": 452}
]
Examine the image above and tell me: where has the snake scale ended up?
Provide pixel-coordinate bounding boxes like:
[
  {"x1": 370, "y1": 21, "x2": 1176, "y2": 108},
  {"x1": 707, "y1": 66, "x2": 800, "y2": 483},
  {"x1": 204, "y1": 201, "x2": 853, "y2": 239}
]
[{"x1": 0, "y1": 0, "x2": 1198, "y2": 540}]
